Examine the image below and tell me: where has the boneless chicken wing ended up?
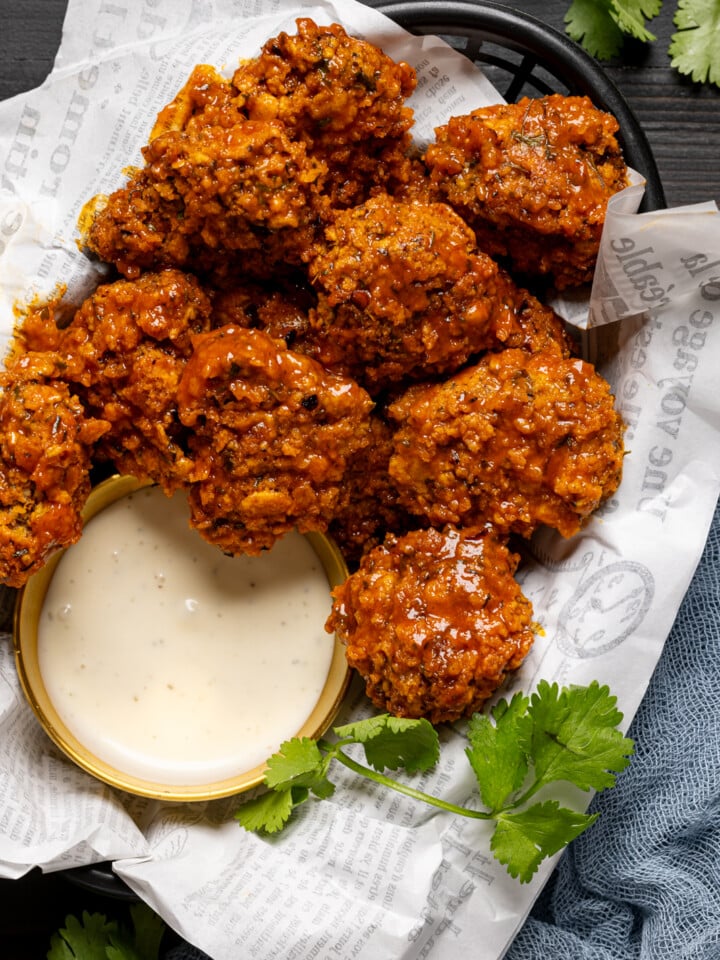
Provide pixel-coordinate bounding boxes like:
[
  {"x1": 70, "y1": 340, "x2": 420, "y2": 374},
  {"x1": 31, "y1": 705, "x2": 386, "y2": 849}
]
[
  {"x1": 491, "y1": 272, "x2": 575, "y2": 357},
  {"x1": 388, "y1": 347, "x2": 625, "y2": 538},
  {"x1": 84, "y1": 117, "x2": 327, "y2": 282},
  {"x1": 424, "y1": 94, "x2": 628, "y2": 288},
  {"x1": 308, "y1": 195, "x2": 513, "y2": 392},
  {"x1": 0, "y1": 365, "x2": 108, "y2": 588},
  {"x1": 233, "y1": 18, "x2": 417, "y2": 208},
  {"x1": 327, "y1": 412, "x2": 421, "y2": 569},
  {"x1": 84, "y1": 19, "x2": 419, "y2": 282},
  {"x1": 55, "y1": 269, "x2": 213, "y2": 491},
  {"x1": 327, "y1": 525, "x2": 535, "y2": 723},
  {"x1": 177, "y1": 324, "x2": 374, "y2": 555}
]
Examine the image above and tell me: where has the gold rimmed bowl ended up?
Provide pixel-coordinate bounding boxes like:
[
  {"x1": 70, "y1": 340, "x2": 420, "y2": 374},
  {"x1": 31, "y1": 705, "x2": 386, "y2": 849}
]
[{"x1": 13, "y1": 475, "x2": 351, "y2": 802}]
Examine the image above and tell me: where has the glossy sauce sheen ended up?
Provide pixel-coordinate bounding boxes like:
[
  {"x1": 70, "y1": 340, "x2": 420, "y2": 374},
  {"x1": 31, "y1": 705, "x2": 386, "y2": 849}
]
[{"x1": 37, "y1": 486, "x2": 335, "y2": 785}]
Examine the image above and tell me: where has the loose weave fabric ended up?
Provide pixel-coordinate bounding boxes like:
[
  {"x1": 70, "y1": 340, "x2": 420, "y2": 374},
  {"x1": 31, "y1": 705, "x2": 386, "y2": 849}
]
[
  {"x1": 167, "y1": 498, "x2": 720, "y2": 960},
  {"x1": 506, "y1": 494, "x2": 720, "y2": 960}
]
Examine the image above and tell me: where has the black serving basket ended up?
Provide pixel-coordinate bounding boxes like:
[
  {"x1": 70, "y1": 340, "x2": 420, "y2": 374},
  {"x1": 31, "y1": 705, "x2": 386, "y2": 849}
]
[
  {"x1": 376, "y1": 0, "x2": 665, "y2": 211},
  {"x1": 50, "y1": 0, "x2": 663, "y2": 907}
]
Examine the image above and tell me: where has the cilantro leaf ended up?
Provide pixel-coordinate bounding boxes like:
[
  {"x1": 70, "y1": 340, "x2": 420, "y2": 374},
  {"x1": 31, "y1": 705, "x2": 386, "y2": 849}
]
[
  {"x1": 524, "y1": 680, "x2": 634, "y2": 792},
  {"x1": 564, "y1": 0, "x2": 718, "y2": 88},
  {"x1": 465, "y1": 693, "x2": 531, "y2": 812},
  {"x1": 565, "y1": 0, "x2": 627, "y2": 59},
  {"x1": 48, "y1": 905, "x2": 167, "y2": 960},
  {"x1": 491, "y1": 801, "x2": 598, "y2": 882},
  {"x1": 126, "y1": 903, "x2": 166, "y2": 960},
  {"x1": 670, "y1": 0, "x2": 720, "y2": 86},
  {"x1": 106, "y1": 936, "x2": 143, "y2": 960},
  {"x1": 235, "y1": 787, "x2": 298, "y2": 833},
  {"x1": 334, "y1": 714, "x2": 439, "y2": 774},
  {"x1": 48, "y1": 912, "x2": 119, "y2": 960},
  {"x1": 236, "y1": 681, "x2": 633, "y2": 885},
  {"x1": 609, "y1": 0, "x2": 660, "y2": 43},
  {"x1": 264, "y1": 737, "x2": 332, "y2": 796}
]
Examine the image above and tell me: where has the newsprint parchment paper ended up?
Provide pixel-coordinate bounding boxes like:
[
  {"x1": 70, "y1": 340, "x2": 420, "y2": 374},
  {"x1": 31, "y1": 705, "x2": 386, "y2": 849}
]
[{"x1": 1, "y1": 1, "x2": 720, "y2": 958}]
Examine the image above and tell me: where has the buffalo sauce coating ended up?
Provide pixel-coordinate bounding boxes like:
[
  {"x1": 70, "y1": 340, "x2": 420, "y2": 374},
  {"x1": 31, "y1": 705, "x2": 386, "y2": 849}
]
[
  {"x1": 177, "y1": 324, "x2": 373, "y2": 555},
  {"x1": 424, "y1": 94, "x2": 629, "y2": 288},
  {"x1": 0, "y1": 352, "x2": 109, "y2": 588},
  {"x1": 388, "y1": 347, "x2": 625, "y2": 539},
  {"x1": 327, "y1": 525, "x2": 534, "y2": 724},
  {"x1": 308, "y1": 195, "x2": 511, "y2": 392}
]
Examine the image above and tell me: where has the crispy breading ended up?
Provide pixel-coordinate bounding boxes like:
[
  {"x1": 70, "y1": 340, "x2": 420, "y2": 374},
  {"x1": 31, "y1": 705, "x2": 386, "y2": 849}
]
[
  {"x1": 388, "y1": 347, "x2": 625, "y2": 538},
  {"x1": 210, "y1": 277, "x2": 317, "y2": 351},
  {"x1": 177, "y1": 324, "x2": 374, "y2": 555},
  {"x1": 327, "y1": 525, "x2": 535, "y2": 723},
  {"x1": 85, "y1": 118, "x2": 328, "y2": 281},
  {"x1": 424, "y1": 94, "x2": 628, "y2": 288},
  {"x1": 56, "y1": 269, "x2": 213, "y2": 491},
  {"x1": 308, "y1": 195, "x2": 513, "y2": 392},
  {"x1": 233, "y1": 18, "x2": 417, "y2": 208},
  {"x1": 0, "y1": 368, "x2": 108, "y2": 588},
  {"x1": 491, "y1": 271, "x2": 576, "y2": 356},
  {"x1": 328, "y1": 412, "x2": 420, "y2": 569}
]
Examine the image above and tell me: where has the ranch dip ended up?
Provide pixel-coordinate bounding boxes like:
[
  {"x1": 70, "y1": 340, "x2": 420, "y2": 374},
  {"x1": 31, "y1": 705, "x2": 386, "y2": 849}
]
[{"x1": 37, "y1": 485, "x2": 336, "y2": 786}]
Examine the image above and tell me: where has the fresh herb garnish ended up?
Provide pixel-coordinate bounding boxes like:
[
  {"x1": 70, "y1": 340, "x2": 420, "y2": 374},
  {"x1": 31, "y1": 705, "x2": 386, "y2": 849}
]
[
  {"x1": 235, "y1": 680, "x2": 634, "y2": 883},
  {"x1": 47, "y1": 904, "x2": 166, "y2": 960},
  {"x1": 564, "y1": 0, "x2": 720, "y2": 88}
]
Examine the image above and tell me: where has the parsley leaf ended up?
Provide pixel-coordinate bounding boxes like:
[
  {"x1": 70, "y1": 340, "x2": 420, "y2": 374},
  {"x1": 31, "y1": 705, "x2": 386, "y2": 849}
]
[
  {"x1": 670, "y1": 0, "x2": 720, "y2": 85},
  {"x1": 264, "y1": 736, "x2": 331, "y2": 796},
  {"x1": 124, "y1": 904, "x2": 166, "y2": 960},
  {"x1": 236, "y1": 681, "x2": 633, "y2": 883},
  {"x1": 609, "y1": 0, "x2": 661, "y2": 43},
  {"x1": 491, "y1": 802, "x2": 598, "y2": 883},
  {"x1": 48, "y1": 913, "x2": 116, "y2": 960},
  {"x1": 235, "y1": 786, "x2": 298, "y2": 833}
]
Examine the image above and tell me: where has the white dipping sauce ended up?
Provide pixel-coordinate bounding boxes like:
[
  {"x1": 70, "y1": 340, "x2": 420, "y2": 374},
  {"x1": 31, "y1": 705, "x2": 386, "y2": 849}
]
[{"x1": 38, "y1": 486, "x2": 336, "y2": 785}]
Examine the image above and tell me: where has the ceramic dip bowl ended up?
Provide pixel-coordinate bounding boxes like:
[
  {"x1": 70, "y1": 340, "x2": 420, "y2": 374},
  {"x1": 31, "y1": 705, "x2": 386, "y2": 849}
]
[{"x1": 13, "y1": 475, "x2": 350, "y2": 801}]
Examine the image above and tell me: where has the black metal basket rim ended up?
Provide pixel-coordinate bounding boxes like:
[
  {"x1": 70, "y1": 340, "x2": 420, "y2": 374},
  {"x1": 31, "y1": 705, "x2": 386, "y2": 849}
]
[{"x1": 376, "y1": 0, "x2": 665, "y2": 211}]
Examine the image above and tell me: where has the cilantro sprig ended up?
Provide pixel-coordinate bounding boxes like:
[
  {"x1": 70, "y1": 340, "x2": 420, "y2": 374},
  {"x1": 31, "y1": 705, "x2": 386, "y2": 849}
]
[
  {"x1": 564, "y1": 0, "x2": 720, "y2": 88},
  {"x1": 235, "y1": 680, "x2": 634, "y2": 883},
  {"x1": 47, "y1": 904, "x2": 166, "y2": 960}
]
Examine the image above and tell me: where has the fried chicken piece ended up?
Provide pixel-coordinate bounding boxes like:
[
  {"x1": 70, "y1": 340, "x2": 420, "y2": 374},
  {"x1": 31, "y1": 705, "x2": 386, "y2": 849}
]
[
  {"x1": 177, "y1": 324, "x2": 374, "y2": 555},
  {"x1": 84, "y1": 18, "x2": 417, "y2": 278},
  {"x1": 491, "y1": 272, "x2": 575, "y2": 357},
  {"x1": 424, "y1": 94, "x2": 629, "y2": 288},
  {"x1": 0, "y1": 365, "x2": 108, "y2": 588},
  {"x1": 327, "y1": 525, "x2": 535, "y2": 723},
  {"x1": 210, "y1": 276, "x2": 317, "y2": 351},
  {"x1": 84, "y1": 117, "x2": 327, "y2": 281},
  {"x1": 8, "y1": 299, "x2": 67, "y2": 358},
  {"x1": 149, "y1": 63, "x2": 245, "y2": 138},
  {"x1": 56, "y1": 269, "x2": 213, "y2": 491},
  {"x1": 308, "y1": 195, "x2": 513, "y2": 393},
  {"x1": 233, "y1": 19, "x2": 415, "y2": 144},
  {"x1": 388, "y1": 348, "x2": 624, "y2": 538},
  {"x1": 328, "y1": 413, "x2": 420, "y2": 569},
  {"x1": 232, "y1": 18, "x2": 417, "y2": 208}
]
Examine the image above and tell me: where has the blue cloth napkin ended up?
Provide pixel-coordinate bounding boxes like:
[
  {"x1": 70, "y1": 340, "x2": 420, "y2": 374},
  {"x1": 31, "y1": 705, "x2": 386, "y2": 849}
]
[
  {"x1": 166, "y1": 497, "x2": 720, "y2": 960},
  {"x1": 507, "y1": 494, "x2": 720, "y2": 960}
]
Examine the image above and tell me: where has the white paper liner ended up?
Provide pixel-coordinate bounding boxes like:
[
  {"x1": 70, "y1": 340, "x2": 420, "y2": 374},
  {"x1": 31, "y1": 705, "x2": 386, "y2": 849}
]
[{"x1": 1, "y1": 1, "x2": 720, "y2": 957}]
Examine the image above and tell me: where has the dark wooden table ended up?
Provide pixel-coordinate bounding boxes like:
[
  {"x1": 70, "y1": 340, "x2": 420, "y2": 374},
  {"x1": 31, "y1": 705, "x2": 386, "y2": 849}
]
[
  {"x1": 2, "y1": 0, "x2": 718, "y2": 208},
  {"x1": 0, "y1": 0, "x2": 718, "y2": 956}
]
